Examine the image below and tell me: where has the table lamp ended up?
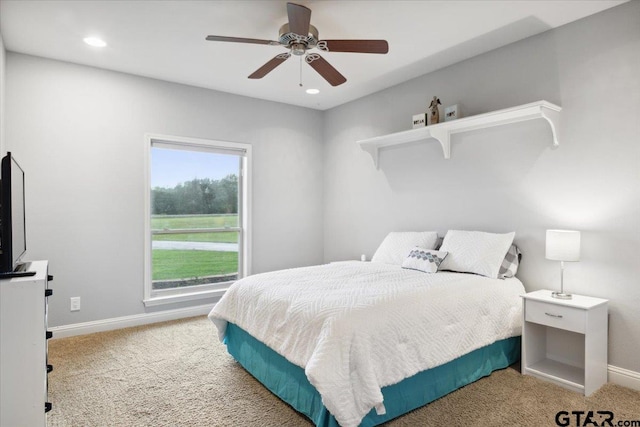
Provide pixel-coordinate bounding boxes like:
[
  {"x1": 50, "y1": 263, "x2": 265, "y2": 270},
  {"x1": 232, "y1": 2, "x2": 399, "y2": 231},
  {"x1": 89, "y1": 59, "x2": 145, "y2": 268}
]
[{"x1": 546, "y1": 230, "x2": 580, "y2": 299}]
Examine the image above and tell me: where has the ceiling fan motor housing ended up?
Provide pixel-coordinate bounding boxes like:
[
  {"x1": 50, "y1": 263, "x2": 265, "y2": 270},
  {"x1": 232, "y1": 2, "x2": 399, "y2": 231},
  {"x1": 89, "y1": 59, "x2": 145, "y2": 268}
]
[{"x1": 278, "y1": 23, "x2": 319, "y2": 53}]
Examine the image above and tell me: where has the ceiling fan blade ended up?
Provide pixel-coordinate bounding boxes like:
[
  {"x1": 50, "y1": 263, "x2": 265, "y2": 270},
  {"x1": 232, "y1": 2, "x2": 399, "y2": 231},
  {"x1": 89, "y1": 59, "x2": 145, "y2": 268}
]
[
  {"x1": 206, "y1": 35, "x2": 279, "y2": 46},
  {"x1": 248, "y1": 54, "x2": 291, "y2": 79},
  {"x1": 306, "y1": 55, "x2": 346, "y2": 86},
  {"x1": 322, "y1": 40, "x2": 389, "y2": 54},
  {"x1": 287, "y1": 2, "x2": 311, "y2": 36}
]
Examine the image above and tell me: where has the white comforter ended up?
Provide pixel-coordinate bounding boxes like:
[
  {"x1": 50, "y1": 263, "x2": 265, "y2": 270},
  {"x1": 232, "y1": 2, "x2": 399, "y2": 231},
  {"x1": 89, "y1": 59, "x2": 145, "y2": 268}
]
[{"x1": 208, "y1": 261, "x2": 524, "y2": 427}]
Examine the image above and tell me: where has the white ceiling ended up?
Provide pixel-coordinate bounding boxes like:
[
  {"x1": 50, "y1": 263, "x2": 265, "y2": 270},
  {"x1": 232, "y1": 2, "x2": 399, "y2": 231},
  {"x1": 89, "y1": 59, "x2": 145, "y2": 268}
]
[{"x1": 0, "y1": 0, "x2": 627, "y2": 110}]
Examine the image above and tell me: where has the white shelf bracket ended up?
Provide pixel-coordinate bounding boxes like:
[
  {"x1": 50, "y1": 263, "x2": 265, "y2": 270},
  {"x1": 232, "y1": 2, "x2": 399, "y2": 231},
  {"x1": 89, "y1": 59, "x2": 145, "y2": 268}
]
[
  {"x1": 429, "y1": 128, "x2": 451, "y2": 159},
  {"x1": 360, "y1": 144, "x2": 380, "y2": 169},
  {"x1": 540, "y1": 108, "x2": 561, "y2": 147}
]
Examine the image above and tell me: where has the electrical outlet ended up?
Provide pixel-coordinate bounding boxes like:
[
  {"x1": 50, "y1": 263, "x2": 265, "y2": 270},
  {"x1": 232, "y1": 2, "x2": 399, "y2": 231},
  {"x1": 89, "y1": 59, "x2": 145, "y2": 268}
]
[{"x1": 70, "y1": 297, "x2": 81, "y2": 312}]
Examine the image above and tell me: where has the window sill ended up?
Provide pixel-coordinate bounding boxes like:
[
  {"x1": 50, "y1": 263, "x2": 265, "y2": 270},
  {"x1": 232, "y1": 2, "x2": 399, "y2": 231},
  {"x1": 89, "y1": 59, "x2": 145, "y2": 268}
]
[{"x1": 143, "y1": 288, "x2": 228, "y2": 307}]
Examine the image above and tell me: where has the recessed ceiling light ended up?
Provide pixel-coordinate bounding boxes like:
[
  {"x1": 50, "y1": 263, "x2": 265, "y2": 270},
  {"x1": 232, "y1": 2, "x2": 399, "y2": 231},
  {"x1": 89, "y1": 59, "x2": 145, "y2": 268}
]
[
  {"x1": 83, "y1": 37, "x2": 107, "y2": 48},
  {"x1": 306, "y1": 88, "x2": 320, "y2": 95}
]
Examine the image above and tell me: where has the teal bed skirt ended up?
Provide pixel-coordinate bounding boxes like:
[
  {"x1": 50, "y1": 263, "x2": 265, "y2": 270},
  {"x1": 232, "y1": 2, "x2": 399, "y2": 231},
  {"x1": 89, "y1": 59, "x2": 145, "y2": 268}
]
[{"x1": 224, "y1": 323, "x2": 520, "y2": 427}]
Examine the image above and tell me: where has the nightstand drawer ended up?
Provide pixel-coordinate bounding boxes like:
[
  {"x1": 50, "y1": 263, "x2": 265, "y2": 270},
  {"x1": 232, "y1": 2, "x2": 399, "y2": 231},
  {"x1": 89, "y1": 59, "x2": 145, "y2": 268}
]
[{"x1": 525, "y1": 300, "x2": 585, "y2": 333}]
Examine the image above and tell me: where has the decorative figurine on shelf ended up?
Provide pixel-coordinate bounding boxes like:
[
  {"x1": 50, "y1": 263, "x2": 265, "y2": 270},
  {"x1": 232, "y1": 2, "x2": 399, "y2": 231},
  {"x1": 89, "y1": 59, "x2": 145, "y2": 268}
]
[{"x1": 428, "y1": 96, "x2": 441, "y2": 125}]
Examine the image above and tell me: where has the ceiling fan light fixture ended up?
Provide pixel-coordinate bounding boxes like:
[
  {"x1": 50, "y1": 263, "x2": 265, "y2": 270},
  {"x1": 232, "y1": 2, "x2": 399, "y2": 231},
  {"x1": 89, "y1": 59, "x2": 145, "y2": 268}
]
[
  {"x1": 306, "y1": 88, "x2": 320, "y2": 95},
  {"x1": 291, "y1": 43, "x2": 307, "y2": 56},
  {"x1": 83, "y1": 37, "x2": 107, "y2": 48}
]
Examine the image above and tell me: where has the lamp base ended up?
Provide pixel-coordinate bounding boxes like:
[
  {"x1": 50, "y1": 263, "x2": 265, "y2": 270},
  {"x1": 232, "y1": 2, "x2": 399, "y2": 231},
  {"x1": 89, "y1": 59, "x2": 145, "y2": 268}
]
[{"x1": 552, "y1": 291, "x2": 572, "y2": 300}]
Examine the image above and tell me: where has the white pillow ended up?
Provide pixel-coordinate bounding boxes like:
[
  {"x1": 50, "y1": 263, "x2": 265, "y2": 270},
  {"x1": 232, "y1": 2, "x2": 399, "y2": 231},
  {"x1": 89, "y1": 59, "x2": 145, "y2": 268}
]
[
  {"x1": 371, "y1": 231, "x2": 439, "y2": 265},
  {"x1": 401, "y1": 247, "x2": 449, "y2": 273},
  {"x1": 438, "y1": 230, "x2": 515, "y2": 279}
]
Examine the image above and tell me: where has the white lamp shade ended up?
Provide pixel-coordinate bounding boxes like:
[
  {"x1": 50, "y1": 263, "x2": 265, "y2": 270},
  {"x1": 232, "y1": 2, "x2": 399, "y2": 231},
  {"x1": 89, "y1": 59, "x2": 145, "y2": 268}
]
[{"x1": 546, "y1": 230, "x2": 581, "y2": 261}]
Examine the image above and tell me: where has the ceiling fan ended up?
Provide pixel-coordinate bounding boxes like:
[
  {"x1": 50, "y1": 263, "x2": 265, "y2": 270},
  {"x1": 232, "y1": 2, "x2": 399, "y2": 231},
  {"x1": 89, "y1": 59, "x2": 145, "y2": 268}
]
[{"x1": 205, "y1": 2, "x2": 389, "y2": 87}]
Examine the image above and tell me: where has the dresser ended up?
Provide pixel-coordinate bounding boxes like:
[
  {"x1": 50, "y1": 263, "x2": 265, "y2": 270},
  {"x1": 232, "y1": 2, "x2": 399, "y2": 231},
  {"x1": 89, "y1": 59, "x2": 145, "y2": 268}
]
[{"x1": 0, "y1": 260, "x2": 52, "y2": 426}]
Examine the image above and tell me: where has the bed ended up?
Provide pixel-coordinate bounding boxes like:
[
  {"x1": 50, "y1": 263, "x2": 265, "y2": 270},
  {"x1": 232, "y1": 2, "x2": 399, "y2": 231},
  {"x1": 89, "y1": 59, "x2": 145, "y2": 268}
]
[{"x1": 209, "y1": 231, "x2": 524, "y2": 427}]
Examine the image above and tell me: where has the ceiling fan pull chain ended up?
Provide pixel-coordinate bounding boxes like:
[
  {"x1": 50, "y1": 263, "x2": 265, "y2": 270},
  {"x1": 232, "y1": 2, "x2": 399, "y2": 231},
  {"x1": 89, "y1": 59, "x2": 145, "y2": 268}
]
[{"x1": 299, "y1": 55, "x2": 303, "y2": 87}]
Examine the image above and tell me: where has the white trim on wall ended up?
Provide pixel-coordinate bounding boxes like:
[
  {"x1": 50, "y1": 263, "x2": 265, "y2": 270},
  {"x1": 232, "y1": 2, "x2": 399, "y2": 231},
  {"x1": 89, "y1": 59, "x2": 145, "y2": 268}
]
[
  {"x1": 608, "y1": 365, "x2": 640, "y2": 391},
  {"x1": 48, "y1": 304, "x2": 213, "y2": 339}
]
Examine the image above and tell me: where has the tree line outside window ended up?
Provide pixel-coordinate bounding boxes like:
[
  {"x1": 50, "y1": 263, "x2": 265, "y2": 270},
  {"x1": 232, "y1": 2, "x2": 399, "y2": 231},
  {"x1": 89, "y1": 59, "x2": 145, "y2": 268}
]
[{"x1": 151, "y1": 175, "x2": 238, "y2": 215}]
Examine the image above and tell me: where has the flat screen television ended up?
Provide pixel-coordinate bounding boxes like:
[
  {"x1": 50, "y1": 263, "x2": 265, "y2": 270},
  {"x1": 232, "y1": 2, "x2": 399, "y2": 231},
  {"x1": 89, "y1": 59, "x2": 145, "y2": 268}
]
[{"x1": 0, "y1": 152, "x2": 33, "y2": 277}]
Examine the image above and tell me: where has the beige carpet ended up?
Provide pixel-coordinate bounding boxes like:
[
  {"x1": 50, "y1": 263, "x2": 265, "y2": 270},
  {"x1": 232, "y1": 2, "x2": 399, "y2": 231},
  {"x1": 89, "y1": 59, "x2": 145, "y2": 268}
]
[{"x1": 47, "y1": 316, "x2": 640, "y2": 427}]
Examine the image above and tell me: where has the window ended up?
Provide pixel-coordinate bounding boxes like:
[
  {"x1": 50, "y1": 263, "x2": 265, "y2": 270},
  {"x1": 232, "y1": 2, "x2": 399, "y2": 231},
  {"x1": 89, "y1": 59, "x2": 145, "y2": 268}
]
[{"x1": 143, "y1": 134, "x2": 251, "y2": 306}]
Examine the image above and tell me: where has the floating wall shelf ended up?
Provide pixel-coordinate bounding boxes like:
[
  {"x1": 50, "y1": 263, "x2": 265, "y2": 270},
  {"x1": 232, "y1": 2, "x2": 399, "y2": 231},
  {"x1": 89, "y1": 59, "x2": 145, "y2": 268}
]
[{"x1": 357, "y1": 100, "x2": 561, "y2": 169}]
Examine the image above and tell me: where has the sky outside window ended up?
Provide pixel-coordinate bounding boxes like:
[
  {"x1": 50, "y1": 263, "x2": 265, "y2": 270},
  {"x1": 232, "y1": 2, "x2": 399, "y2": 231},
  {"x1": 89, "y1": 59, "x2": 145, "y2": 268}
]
[{"x1": 151, "y1": 147, "x2": 238, "y2": 189}]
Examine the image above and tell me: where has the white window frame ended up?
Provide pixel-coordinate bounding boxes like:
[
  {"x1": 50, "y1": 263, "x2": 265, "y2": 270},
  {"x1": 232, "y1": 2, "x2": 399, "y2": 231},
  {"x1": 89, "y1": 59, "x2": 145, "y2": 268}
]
[{"x1": 143, "y1": 133, "x2": 251, "y2": 307}]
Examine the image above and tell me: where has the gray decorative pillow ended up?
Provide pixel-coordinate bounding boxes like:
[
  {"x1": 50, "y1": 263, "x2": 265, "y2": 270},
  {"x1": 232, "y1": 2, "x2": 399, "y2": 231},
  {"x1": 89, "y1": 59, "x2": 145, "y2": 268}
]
[
  {"x1": 498, "y1": 244, "x2": 521, "y2": 279},
  {"x1": 401, "y1": 247, "x2": 448, "y2": 273}
]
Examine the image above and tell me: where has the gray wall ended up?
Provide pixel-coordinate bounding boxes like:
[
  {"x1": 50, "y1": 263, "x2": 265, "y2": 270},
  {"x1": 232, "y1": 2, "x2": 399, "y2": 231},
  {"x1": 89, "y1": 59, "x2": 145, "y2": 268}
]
[
  {"x1": 323, "y1": 2, "x2": 640, "y2": 371},
  {"x1": 0, "y1": 33, "x2": 5, "y2": 153},
  {"x1": 5, "y1": 54, "x2": 324, "y2": 327}
]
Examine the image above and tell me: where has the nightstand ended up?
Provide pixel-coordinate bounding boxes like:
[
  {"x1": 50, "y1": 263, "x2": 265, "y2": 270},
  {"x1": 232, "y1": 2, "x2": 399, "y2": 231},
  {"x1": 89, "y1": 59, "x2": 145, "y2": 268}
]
[{"x1": 521, "y1": 290, "x2": 608, "y2": 396}]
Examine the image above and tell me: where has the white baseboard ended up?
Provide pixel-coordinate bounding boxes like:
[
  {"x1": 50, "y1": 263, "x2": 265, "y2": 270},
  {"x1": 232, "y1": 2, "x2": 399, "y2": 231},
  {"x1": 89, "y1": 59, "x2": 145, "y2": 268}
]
[
  {"x1": 49, "y1": 304, "x2": 213, "y2": 339},
  {"x1": 608, "y1": 365, "x2": 640, "y2": 391}
]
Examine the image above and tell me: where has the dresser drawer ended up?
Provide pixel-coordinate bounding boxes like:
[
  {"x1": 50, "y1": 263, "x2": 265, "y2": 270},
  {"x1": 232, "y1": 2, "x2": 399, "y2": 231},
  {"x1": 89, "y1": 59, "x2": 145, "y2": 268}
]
[{"x1": 525, "y1": 300, "x2": 586, "y2": 333}]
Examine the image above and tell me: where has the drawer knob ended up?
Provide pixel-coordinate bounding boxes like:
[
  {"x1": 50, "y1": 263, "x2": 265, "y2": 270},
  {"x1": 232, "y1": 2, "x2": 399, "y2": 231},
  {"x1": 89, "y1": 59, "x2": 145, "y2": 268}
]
[{"x1": 545, "y1": 312, "x2": 563, "y2": 318}]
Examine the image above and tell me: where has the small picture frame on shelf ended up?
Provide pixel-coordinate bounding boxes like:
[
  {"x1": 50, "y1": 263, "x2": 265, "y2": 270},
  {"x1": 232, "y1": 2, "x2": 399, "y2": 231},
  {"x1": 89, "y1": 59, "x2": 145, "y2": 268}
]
[
  {"x1": 412, "y1": 113, "x2": 427, "y2": 129},
  {"x1": 444, "y1": 104, "x2": 460, "y2": 122}
]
